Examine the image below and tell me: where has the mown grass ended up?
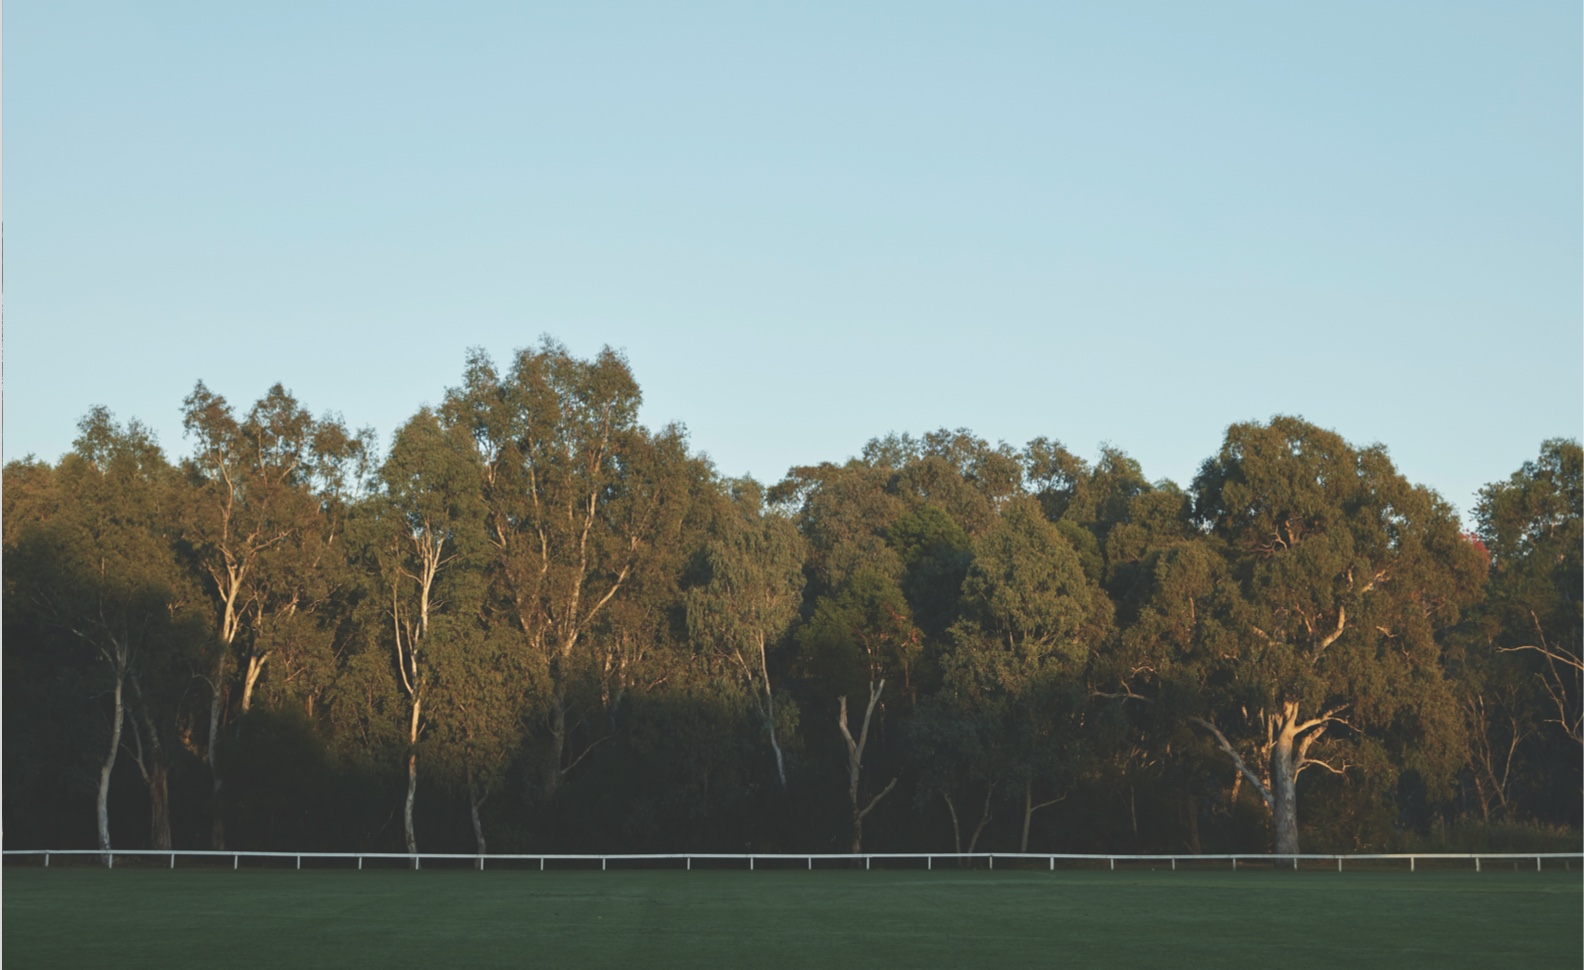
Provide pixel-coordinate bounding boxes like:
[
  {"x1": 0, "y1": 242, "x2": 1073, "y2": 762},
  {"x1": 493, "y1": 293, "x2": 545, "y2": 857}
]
[{"x1": 4, "y1": 865, "x2": 1579, "y2": 969}]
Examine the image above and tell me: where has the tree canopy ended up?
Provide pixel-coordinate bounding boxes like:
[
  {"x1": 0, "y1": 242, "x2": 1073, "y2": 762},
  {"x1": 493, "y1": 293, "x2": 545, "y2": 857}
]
[{"x1": 4, "y1": 350, "x2": 1577, "y2": 860}]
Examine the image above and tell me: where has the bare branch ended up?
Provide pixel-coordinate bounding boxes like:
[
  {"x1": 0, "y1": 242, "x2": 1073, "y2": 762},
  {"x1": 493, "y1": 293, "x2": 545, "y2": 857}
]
[
  {"x1": 1191, "y1": 716, "x2": 1273, "y2": 813},
  {"x1": 857, "y1": 776, "x2": 899, "y2": 821}
]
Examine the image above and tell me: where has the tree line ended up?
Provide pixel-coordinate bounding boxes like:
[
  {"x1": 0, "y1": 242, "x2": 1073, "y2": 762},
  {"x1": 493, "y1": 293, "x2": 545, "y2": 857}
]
[{"x1": 5, "y1": 339, "x2": 1579, "y2": 860}]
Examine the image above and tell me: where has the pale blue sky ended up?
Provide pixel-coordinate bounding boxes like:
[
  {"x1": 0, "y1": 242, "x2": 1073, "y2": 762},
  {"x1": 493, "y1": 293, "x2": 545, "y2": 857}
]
[{"x1": 4, "y1": 2, "x2": 1580, "y2": 520}]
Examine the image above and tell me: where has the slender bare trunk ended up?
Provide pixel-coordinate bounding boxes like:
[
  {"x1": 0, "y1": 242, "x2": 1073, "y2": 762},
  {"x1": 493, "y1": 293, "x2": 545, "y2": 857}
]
[
  {"x1": 125, "y1": 671, "x2": 174, "y2": 851},
  {"x1": 546, "y1": 695, "x2": 567, "y2": 798},
  {"x1": 208, "y1": 652, "x2": 227, "y2": 849},
  {"x1": 241, "y1": 651, "x2": 267, "y2": 713},
  {"x1": 404, "y1": 752, "x2": 419, "y2": 863},
  {"x1": 1021, "y1": 782, "x2": 1033, "y2": 853},
  {"x1": 838, "y1": 682, "x2": 897, "y2": 854},
  {"x1": 148, "y1": 764, "x2": 172, "y2": 851},
  {"x1": 98, "y1": 670, "x2": 126, "y2": 867},
  {"x1": 468, "y1": 769, "x2": 488, "y2": 867},
  {"x1": 759, "y1": 635, "x2": 786, "y2": 788},
  {"x1": 405, "y1": 691, "x2": 421, "y2": 864}
]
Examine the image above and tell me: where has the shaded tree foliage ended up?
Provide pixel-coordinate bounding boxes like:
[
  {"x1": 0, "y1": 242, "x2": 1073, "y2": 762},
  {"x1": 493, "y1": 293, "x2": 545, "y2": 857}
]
[{"x1": 4, "y1": 352, "x2": 1577, "y2": 860}]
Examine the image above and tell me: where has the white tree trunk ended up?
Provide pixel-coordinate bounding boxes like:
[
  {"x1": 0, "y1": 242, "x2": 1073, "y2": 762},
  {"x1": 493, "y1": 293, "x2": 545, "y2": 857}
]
[
  {"x1": 98, "y1": 670, "x2": 126, "y2": 867},
  {"x1": 240, "y1": 652, "x2": 267, "y2": 713},
  {"x1": 759, "y1": 635, "x2": 786, "y2": 787},
  {"x1": 1271, "y1": 718, "x2": 1300, "y2": 856}
]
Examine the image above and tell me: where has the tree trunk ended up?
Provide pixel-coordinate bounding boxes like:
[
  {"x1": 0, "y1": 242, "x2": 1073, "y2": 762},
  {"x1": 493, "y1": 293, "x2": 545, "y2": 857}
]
[
  {"x1": 241, "y1": 651, "x2": 266, "y2": 713},
  {"x1": 148, "y1": 763, "x2": 173, "y2": 851},
  {"x1": 545, "y1": 696, "x2": 567, "y2": 798},
  {"x1": 208, "y1": 653, "x2": 227, "y2": 850},
  {"x1": 759, "y1": 636, "x2": 787, "y2": 788},
  {"x1": 404, "y1": 752, "x2": 419, "y2": 863},
  {"x1": 98, "y1": 671, "x2": 126, "y2": 867},
  {"x1": 1020, "y1": 782, "x2": 1033, "y2": 853},
  {"x1": 1270, "y1": 724, "x2": 1300, "y2": 856},
  {"x1": 838, "y1": 683, "x2": 895, "y2": 854},
  {"x1": 468, "y1": 772, "x2": 488, "y2": 866}
]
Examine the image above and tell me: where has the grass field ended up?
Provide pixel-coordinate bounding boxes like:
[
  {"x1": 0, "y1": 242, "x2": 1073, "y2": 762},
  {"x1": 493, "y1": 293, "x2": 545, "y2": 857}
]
[{"x1": 4, "y1": 865, "x2": 1579, "y2": 968}]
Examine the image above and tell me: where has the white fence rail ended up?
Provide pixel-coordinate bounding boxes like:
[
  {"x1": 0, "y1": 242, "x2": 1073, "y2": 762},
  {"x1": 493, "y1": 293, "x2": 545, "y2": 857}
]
[{"x1": 5, "y1": 849, "x2": 1580, "y2": 872}]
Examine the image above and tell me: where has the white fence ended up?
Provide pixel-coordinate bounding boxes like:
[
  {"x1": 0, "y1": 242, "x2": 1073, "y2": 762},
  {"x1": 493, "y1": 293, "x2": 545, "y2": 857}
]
[{"x1": 5, "y1": 848, "x2": 1580, "y2": 872}]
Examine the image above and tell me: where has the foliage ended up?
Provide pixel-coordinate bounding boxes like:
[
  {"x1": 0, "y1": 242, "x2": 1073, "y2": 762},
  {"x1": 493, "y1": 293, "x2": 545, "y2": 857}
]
[{"x1": 3, "y1": 349, "x2": 1579, "y2": 859}]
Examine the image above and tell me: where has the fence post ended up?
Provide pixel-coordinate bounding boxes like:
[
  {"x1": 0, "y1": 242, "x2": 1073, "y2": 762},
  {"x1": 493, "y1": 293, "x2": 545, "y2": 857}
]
[
  {"x1": 989, "y1": 855, "x2": 994, "y2": 871},
  {"x1": 749, "y1": 857, "x2": 753, "y2": 871},
  {"x1": 1536, "y1": 856, "x2": 1542, "y2": 872},
  {"x1": 234, "y1": 854, "x2": 238, "y2": 870},
  {"x1": 927, "y1": 856, "x2": 932, "y2": 870},
  {"x1": 171, "y1": 853, "x2": 176, "y2": 870},
  {"x1": 1109, "y1": 857, "x2": 1114, "y2": 871},
  {"x1": 44, "y1": 852, "x2": 49, "y2": 868},
  {"x1": 602, "y1": 858, "x2": 607, "y2": 871},
  {"x1": 685, "y1": 857, "x2": 690, "y2": 871},
  {"x1": 1292, "y1": 857, "x2": 1298, "y2": 871},
  {"x1": 1474, "y1": 857, "x2": 1479, "y2": 873},
  {"x1": 1410, "y1": 857, "x2": 1415, "y2": 872},
  {"x1": 808, "y1": 857, "x2": 813, "y2": 870},
  {"x1": 1337, "y1": 858, "x2": 1341, "y2": 872},
  {"x1": 358, "y1": 857, "x2": 363, "y2": 870},
  {"x1": 865, "y1": 856, "x2": 871, "y2": 870},
  {"x1": 297, "y1": 856, "x2": 301, "y2": 870},
  {"x1": 1171, "y1": 858, "x2": 1176, "y2": 871},
  {"x1": 1232, "y1": 858, "x2": 1237, "y2": 871},
  {"x1": 1049, "y1": 856, "x2": 1054, "y2": 871}
]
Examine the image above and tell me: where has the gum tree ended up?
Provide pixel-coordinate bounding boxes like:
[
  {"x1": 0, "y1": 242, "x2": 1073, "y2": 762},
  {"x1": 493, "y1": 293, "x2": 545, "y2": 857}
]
[
  {"x1": 5, "y1": 410, "x2": 206, "y2": 858},
  {"x1": 1178, "y1": 417, "x2": 1485, "y2": 854},
  {"x1": 180, "y1": 382, "x2": 367, "y2": 845},
  {"x1": 443, "y1": 340, "x2": 692, "y2": 800},
  {"x1": 686, "y1": 479, "x2": 806, "y2": 787}
]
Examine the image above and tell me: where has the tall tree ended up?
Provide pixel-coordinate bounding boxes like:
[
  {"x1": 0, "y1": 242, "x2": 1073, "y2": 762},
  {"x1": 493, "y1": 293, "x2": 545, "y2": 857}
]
[
  {"x1": 1179, "y1": 417, "x2": 1485, "y2": 854},
  {"x1": 798, "y1": 570, "x2": 919, "y2": 852},
  {"x1": 1465, "y1": 439, "x2": 1582, "y2": 822},
  {"x1": 180, "y1": 382, "x2": 367, "y2": 846},
  {"x1": 924, "y1": 496, "x2": 1107, "y2": 852},
  {"x1": 359, "y1": 408, "x2": 485, "y2": 857},
  {"x1": 443, "y1": 340, "x2": 692, "y2": 802},
  {"x1": 5, "y1": 410, "x2": 206, "y2": 859},
  {"x1": 1475, "y1": 439, "x2": 1582, "y2": 749},
  {"x1": 686, "y1": 479, "x2": 806, "y2": 787}
]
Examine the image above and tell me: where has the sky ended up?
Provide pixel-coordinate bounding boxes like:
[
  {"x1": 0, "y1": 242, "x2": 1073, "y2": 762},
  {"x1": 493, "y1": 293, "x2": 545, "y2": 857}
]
[{"x1": 4, "y1": 1, "x2": 1580, "y2": 522}]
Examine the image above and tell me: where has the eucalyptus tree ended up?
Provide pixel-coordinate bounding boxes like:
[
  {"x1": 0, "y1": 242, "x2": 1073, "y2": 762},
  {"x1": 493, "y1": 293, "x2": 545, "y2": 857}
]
[
  {"x1": 442, "y1": 340, "x2": 694, "y2": 800},
  {"x1": 359, "y1": 407, "x2": 486, "y2": 856},
  {"x1": 1474, "y1": 439, "x2": 1582, "y2": 749},
  {"x1": 1462, "y1": 439, "x2": 1582, "y2": 820},
  {"x1": 180, "y1": 382, "x2": 368, "y2": 845},
  {"x1": 797, "y1": 569, "x2": 920, "y2": 852},
  {"x1": 686, "y1": 479, "x2": 806, "y2": 787},
  {"x1": 4, "y1": 409, "x2": 207, "y2": 858},
  {"x1": 924, "y1": 496, "x2": 1108, "y2": 852},
  {"x1": 1174, "y1": 417, "x2": 1486, "y2": 854},
  {"x1": 425, "y1": 620, "x2": 528, "y2": 858}
]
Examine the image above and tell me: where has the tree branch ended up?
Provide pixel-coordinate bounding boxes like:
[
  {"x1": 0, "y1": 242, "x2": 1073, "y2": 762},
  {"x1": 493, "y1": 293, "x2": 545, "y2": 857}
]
[{"x1": 1190, "y1": 716, "x2": 1273, "y2": 813}]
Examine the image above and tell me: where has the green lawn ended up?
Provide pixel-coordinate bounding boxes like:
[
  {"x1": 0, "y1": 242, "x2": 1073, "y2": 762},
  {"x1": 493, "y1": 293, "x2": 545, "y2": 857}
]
[{"x1": 4, "y1": 866, "x2": 1579, "y2": 969}]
